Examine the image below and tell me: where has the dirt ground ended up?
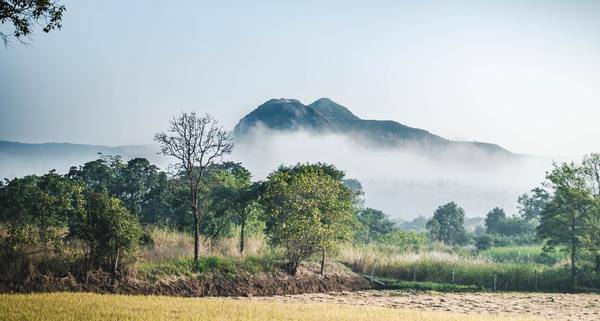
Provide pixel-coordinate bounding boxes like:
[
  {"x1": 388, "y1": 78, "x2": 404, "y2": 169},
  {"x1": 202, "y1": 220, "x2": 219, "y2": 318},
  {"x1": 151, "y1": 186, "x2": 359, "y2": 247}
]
[{"x1": 240, "y1": 290, "x2": 600, "y2": 321}]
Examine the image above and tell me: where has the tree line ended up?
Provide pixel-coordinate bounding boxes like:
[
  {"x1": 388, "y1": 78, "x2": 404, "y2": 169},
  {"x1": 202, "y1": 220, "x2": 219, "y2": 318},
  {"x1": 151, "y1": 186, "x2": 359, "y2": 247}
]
[
  {"x1": 421, "y1": 154, "x2": 600, "y2": 288},
  {"x1": 0, "y1": 113, "x2": 361, "y2": 277}
]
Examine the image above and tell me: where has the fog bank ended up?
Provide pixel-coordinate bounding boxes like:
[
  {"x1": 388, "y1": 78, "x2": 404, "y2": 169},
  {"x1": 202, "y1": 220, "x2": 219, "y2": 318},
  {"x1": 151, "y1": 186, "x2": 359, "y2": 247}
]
[{"x1": 231, "y1": 128, "x2": 552, "y2": 219}]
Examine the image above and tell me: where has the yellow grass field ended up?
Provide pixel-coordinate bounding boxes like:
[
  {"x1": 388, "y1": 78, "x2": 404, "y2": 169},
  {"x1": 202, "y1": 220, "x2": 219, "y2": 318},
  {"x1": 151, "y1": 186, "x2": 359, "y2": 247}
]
[{"x1": 0, "y1": 292, "x2": 540, "y2": 321}]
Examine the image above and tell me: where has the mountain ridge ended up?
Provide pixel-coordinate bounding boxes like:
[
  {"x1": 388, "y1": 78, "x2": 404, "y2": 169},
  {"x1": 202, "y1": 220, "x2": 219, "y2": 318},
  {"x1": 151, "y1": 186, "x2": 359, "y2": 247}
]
[{"x1": 234, "y1": 98, "x2": 510, "y2": 155}]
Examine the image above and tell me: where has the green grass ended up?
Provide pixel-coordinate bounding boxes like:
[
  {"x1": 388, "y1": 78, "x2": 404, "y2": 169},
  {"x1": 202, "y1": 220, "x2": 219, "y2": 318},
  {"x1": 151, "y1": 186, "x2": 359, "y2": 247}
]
[
  {"x1": 381, "y1": 280, "x2": 482, "y2": 292},
  {"x1": 0, "y1": 292, "x2": 541, "y2": 321},
  {"x1": 377, "y1": 259, "x2": 579, "y2": 292},
  {"x1": 479, "y1": 246, "x2": 567, "y2": 265},
  {"x1": 342, "y1": 246, "x2": 584, "y2": 292},
  {"x1": 137, "y1": 255, "x2": 275, "y2": 280}
]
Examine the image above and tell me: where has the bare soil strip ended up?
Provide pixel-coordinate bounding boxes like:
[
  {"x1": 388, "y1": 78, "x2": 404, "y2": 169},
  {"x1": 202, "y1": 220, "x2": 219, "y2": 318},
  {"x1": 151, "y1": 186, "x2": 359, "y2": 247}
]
[{"x1": 241, "y1": 290, "x2": 600, "y2": 321}]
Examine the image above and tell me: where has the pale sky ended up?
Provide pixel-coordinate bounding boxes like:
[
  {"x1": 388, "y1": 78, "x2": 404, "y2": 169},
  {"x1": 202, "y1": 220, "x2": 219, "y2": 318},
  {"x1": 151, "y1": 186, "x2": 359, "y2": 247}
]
[{"x1": 1, "y1": 0, "x2": 599, "y2": 158}]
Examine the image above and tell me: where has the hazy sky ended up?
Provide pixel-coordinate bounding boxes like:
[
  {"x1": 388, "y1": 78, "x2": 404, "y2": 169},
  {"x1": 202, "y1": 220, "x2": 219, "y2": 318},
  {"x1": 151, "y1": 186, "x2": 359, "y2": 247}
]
[{"x1": 1, "y1": 0, "x2": 599, "y2": 158}]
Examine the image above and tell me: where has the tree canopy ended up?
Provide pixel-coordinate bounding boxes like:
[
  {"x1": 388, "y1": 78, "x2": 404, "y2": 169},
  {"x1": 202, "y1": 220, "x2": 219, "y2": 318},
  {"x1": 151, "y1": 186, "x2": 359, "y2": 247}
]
[
  {"x1": 261, "y1": 163, "x2": 356, "y2": 274},
  {"x1": 426, "y1": 202, "x2": 466, "y2": 246},
  {"x1": 0, "y1": 0, "x2": 65, "y2": 46}
]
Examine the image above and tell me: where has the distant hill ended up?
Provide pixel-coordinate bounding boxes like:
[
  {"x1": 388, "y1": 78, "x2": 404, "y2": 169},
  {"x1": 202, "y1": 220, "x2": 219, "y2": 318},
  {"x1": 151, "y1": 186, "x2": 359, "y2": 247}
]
[
  {"x1": 0, "y1": 141, "x2": 161, "y2": 178},
  {"x1": 234, "y1": 98, "x2": 511, "y2": 155}
]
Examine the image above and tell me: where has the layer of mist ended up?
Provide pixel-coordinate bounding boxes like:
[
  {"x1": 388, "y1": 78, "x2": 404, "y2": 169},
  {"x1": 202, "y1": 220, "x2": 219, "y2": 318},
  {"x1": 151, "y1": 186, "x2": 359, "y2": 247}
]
[
  {"x1": 231, "y1": 126, "x2": 552, "y2": 219},
  {"x1": 1, "y1": 131, "x2": 552, "y2": 220},
  {"x1": 0, "y1": 141, "x2": 163, "y2": 179}
]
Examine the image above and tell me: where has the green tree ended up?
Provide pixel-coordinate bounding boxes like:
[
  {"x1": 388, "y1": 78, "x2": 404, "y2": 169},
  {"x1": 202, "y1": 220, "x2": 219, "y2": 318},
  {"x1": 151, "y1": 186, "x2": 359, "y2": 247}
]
[
  {"x1": 0, "y1": 172, "x2": 84, "y2": 276},
  {"x1": 0, "y1": 0, "x2": 65, "y2": 46},
  {"x1": 166, "y1": 165, "x2": 238, "y2": 245},
  {"x1": 580, "y1": 153, "x2": 600, "y2": 272},
  {"x1": 426, "y1": 202, "x2": 466, "y2": 246},
  {"x1": 537, "y1": 162, "x2": 593, "y2": 288},
  {"x1": 355, "y1": 208, "x2": 395, "y2": 243},
  {"x1": 262, "y1": 163, "x2": 355, "y2": 275},
  {"x1": 485, "y1": 207, "x2": 506, "y2": 234},
  {"x1": 485, "y1": 207, "x2": 535, "y2": 237},
  {"x1": 518, "y1": 187, "x2": 550, "y2": 221},
  {"x1": 67, "y1": 158, "x2": 119, "y2": 194},
  {"x1": 70, "y1": 191, "x2": 141, "y2": 273},
  {"x1": 154, "y1": 112, "x2": 233, "y2": 262},
  {"x1": 118, "y1": 158, "x2": 164, "y2": 223},
  {"x1": 68, "y1": 157, "x2": 172, "y2": 226},
  {"x1": 343, "y1": 178, "x2": 364, "y2": 206},
  {"x1": 210, "y1": 162, "x2": 261, "y2": 253}
]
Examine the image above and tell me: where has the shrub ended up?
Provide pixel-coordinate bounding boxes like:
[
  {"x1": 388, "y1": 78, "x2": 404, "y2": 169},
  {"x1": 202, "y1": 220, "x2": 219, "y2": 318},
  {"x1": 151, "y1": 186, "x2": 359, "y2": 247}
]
[
  {"x1": 475, "y1": 235, "x2": 493, "y2": 251},
  {"x1": 70, "y1": 191, "x2": 141, "y2": 273}
]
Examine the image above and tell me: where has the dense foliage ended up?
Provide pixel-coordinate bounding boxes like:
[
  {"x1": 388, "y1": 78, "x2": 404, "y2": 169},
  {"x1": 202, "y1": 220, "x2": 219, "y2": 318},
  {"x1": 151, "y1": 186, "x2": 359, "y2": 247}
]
[
  {"x1": 426, "y1": 202, "x2": 467, "y2": 246},
  {"x1": 535, "y1": 154, "x2": 600, "y2": 287},
  {"x1": 261, "y1": 163, "x2": 356, "y2": 274}
]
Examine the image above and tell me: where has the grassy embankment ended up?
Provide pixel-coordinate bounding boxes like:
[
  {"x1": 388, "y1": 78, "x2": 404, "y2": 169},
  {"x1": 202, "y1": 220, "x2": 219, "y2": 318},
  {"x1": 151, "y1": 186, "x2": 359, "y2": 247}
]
[
  {"x1": 0, "y1": 292, "x2": 541, "y2": 321},
  {"x1": 140, "y1": 230, "x2": 599, "y2": 292},
  {"x1": 340, "y1": 244, "x2": 600, "y2": 292},
  {"x1": 7, "y1": 227, "x2": 597, "y2": 293}
]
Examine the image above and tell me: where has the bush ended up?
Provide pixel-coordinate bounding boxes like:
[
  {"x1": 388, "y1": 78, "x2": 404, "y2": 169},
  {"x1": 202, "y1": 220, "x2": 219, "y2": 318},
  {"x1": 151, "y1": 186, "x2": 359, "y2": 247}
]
[
  {"x1": 474, "y1": 235, "x2": 493, "y2": 251},
  {"x1": 70, "y1": 191, "x2": 141, "y2": 273}
]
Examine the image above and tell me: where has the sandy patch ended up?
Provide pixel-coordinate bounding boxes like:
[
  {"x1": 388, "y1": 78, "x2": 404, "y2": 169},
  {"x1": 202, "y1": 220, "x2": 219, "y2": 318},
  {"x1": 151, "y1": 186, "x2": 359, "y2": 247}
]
[{"x1": 241, "y1": 290, "x2": 600, "y2": 321}]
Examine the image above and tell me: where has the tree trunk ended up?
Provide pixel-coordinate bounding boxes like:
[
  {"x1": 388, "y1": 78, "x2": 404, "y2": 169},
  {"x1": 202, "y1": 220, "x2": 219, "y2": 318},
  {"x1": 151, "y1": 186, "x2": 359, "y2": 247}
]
[
  {"x1": 320, "y1": 249, "x2": 326, "y2": 275},
  {"x1": 114, "y1": 248, "x2": 120, "y2": 274},
  {"x1": 191, "y1": 187, "x2": 200, "y2": 262},
  {"x1": 570, "y1": 212, "x2": 577, "y2": 290},
  {"x1": 239, "y1": 218, "x2": 245, "y2": 253},
  {"x1": 571, "y1": 243, "x2": 576, "y2": 289},
  {"x1": 288, "y1": 257, "x2": 300, "y2": 275},
  {"x1": 193, "y1": 205, "x2": 199, "y2": 262}
]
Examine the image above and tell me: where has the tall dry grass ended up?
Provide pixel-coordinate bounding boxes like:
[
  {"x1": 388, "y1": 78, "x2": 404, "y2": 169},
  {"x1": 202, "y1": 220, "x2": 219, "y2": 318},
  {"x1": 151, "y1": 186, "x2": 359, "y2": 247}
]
[{"x1": 141, "y1": 228, "x2": 269, "y2": 263}]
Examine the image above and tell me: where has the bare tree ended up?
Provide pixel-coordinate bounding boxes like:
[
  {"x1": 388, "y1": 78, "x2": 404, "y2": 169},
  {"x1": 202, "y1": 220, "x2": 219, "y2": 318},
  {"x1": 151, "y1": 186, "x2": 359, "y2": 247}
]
[{"x1": 154, "y1": 112, "x2": 233, "y2": 261}]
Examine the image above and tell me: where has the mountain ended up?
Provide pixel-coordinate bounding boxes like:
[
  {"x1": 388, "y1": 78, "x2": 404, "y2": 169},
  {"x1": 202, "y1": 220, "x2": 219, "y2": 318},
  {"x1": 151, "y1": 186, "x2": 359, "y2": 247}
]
[
  {"x1": 0, "y1": 141, "x2": 161, "y2": 178},
  {"x1": 232, "y1": 98, "x2": 336, "y2": 135},
  {"x1": 234, "y1": 98, "x2": 511, "y2": 155}
]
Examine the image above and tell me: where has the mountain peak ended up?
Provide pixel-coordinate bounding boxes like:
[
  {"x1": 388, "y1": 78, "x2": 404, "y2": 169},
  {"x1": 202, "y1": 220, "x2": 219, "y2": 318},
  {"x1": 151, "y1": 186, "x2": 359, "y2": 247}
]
[
  {"x1": 233, "y1": 97, "x2": 511, "y2": 155},
  {"x1": 232, "y1": 98, "x2": 334, "y2": 137},
  {"x1": 265, "y1": 98, "x2": 302, "y2": 105},
  {"x1": 308, "y1": 98, "x2": 359, "y2": 122}
]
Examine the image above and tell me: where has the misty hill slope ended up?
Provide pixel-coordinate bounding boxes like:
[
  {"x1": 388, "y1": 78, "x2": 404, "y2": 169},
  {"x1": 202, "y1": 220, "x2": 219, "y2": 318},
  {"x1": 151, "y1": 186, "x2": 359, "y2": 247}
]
[
  {"x1": 234, "y1": 98, "x2": 510, "y2": 154},
  {"x1": 0, "y1": 141, "x2": 161, "y2": 178}
]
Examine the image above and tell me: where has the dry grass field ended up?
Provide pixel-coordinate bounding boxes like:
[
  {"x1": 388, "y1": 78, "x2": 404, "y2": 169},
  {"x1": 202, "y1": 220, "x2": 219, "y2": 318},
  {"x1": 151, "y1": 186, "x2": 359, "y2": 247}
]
[{"x1": 0, "y1": 292, "x2": 541, "y2": 321}]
